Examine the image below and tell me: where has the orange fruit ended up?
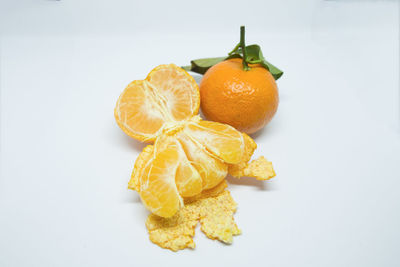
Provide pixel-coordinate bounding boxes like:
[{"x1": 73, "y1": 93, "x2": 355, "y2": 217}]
[
  {"x1": 117, "y1": 64, "x2": 275, "y2": 218},
  {"x1": 199, "y1": 58, "x2": 279, "y2": 134}
]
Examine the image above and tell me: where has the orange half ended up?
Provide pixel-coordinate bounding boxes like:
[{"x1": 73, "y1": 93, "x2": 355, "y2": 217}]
[{"x1": 115, "y1": 64, "x2": 200, "y2": 142}]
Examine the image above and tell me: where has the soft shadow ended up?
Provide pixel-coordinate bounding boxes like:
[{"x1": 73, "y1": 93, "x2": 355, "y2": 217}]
[
  {"x1": 249, "y1": 119, "x2": 279, "y2": 140},
  {"x1": 123, "y1": 191, "x2": 142, "y2": 203},
  {"x1": 198, "y1": 109, "x2": 206, "y2": 120},
  {"x1": 120, "y1": 132, "x2": 148, "y2": 152},
  {"x1": 189, "y1": 73, "x2": 203, "y2": 85},
  {"x1": 249, "y1": 126, "x2": 267, "y2": 140},
  {"x1": 109, "y1": 118, "x2": 149, "y2": 151},
  {"x1": 120, "y1": 185, "x2": 142, "y2": 203},
  {"x1": 226, "y1": 175, "x2": 276, "y2": 191}
]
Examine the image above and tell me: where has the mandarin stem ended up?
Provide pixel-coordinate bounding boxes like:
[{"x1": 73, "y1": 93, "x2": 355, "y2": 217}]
[{"x1": 240, "y1": 26, "x2": 250, "y2": 71}]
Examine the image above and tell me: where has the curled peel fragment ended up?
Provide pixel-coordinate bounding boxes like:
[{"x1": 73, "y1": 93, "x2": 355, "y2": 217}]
[
  {"x1": 145, "y1": 181, "x2": 240, "y2": 251},
  {"x1": 243, "y1": 156, "x2": 276, "y2": 180},
  {"x1": 146, "y1": 203, "x2": 199, "y2": 251},
  {"x1": 197, "y1": 190, "x2": 241, "y2": 244}
]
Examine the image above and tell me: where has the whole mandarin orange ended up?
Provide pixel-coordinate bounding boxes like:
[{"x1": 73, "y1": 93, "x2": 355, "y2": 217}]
[{"x1": 199, "y1": 58, "x2": 279, "y2": 134}]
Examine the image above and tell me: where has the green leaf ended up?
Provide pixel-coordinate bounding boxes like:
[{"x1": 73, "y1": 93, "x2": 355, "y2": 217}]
[
  {"x1": 244, "y1": 44, "x2": 263, "y2": 62},
  {"x1": 191, "y1": 57, "x2": 226, "y2": 68},
  {"x1": 225, "y1": 53, "x2": 242, "y2": 61},
  {"x1": 182, "y1": 44, "x2": 283, "y2": 80},
  {"x1": 181, "y1": 65, "x2": 192, "y2": 71},
  {"x1": 244, "y1": 44, "x2": 283, "y2": 80},
  {"x1": 261, "y1": 59, "x2": 283, "y2": 80},
  {"x1": 182, "y1": 57, "x2": 226, "y2": 75}
]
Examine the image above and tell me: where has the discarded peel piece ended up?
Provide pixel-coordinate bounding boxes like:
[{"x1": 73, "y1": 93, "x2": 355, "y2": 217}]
[
  {"x1": 243, "y1": 156, "x2": 276, "y2": 180},
  {"x1": 227, "y1": 134, "x2": 275, "y2": 180},
  {"x1": 146, "y1": 203, "x2": 199, "y2": 252},
  {"x1": 198, "y1": 191, "x2": 241, "y2": 244},
  {"x1": 146, "y1": 185, "x2": 240, "y2": 251}
]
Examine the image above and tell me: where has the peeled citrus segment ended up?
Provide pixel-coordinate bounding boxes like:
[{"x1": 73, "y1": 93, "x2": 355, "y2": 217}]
[
  {"x1": 115, "y1": 80, "x2": 167, "y2": 142},
  {"x1": 176, "y1": 160, "x2": 202, "y2": 198},
  {"x1": 154, "y1": 134, "x2": 203, "y2": 198},
  {"x1": 185, "y1": 120, "x2": 244, "y2": 164},
  {"x1": 228, "y1": 133, "x2": 257, "y2": 177},
  {"x1": 184, "y1": 180, "x2": 228, "y2": 204},
  {"x1": 115, "y1": 64, "x2": 200, "y2": 142},
  {"x1": 177, "y1": 132, "x2": 227, "y2": 190},
  {"x1": 147, "y1": 64, "x2": 200, "y2": 121},
  {"x1": 139, "y1": 146, "x2": 181, "y2": 218},
  {"x1": 129, "y1": 145, "x2": 154, "y2": 191}
]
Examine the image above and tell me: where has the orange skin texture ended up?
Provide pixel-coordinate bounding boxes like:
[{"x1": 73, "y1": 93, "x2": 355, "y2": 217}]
[{"x1": 199, "y1": 58, "x2": 279, "y2": 134}]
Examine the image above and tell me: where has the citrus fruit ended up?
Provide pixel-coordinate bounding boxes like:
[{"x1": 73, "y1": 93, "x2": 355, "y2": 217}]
[
  {"x1": 199, "y1": 58, "x2": 279, "y2": 134},
  {"x1": 116, "y1": 64, "x2": 275, "y2": 218}
]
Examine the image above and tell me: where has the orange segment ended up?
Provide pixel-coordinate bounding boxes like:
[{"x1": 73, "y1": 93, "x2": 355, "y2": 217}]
[
  {"x1": 115, "y1": 64, "x2": 200, "y2": 142},
  {"x1": 129, "y1": 145, "x2": 155, "y2": 191},
  {"x1": 147, "y1": 64, "x2": 200, "y2": 121},
  {"x1": 177, "y1": 132, "x2": 227, "y2": 190},
  {"x1": 184, "y1": 120, "x2": 244, "y2": 164},
  {"x1": 155, "y1": 134, "x2": 202, "y2": 198},
  {"x1": 228, "y1": 133, "x2": 257, "y2": 178},
  {"x1": 139, "y1": 146, "x2": 181, "y2": 218},
  {"x1": 176, "y1": 160, "x2": 202, "y2": 198},
  {"x1": 184, "y1": 180, "x2": 228, "y2": 204},
  {"x1": 115, "y1": 80, "x2": 166, "y2": 141}
]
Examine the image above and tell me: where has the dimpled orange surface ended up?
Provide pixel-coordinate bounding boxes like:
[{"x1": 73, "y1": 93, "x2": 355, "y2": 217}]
[
  {"x1": 200, "y1": 58, "x2": 279, "y2": 134},
  {"x1": 115, "y1": 64, "x2": 276, "y2": 250}
]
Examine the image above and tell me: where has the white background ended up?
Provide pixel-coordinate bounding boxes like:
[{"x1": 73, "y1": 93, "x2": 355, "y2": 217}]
[{"x1": 1, "y1": 0, "x2": 399, "y2": 266}]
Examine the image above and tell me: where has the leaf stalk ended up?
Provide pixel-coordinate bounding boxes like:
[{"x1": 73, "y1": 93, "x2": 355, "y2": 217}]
[{"x1": 240, "y1": 26, "x2": 250, "y2": 71}]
